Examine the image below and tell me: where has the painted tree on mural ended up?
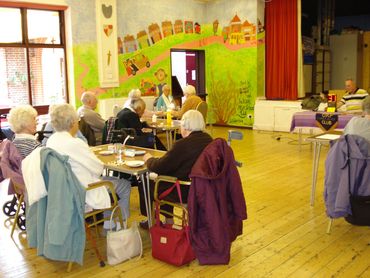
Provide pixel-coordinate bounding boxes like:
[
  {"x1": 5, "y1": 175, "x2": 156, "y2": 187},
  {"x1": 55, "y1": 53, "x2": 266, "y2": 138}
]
[{"x1": 208, "y1": 70, "x2": 239, "y2": 125}]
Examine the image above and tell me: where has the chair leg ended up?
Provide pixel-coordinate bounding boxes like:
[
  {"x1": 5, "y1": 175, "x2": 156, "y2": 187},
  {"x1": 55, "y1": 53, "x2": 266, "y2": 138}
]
[
  {"x1": 67, "y1": 261, "x2": 73, "y2": 272},
  {"x1": 10, "y1": 194, "x2": 23, "y2": 238},
  {"x1": 93, "y1": 214, "x2": 98, "y2": 237},
  {"x1": 85, "y1": 223, "x2": 105, "y2": 267},
  {"x1": 326, "y1": 218, "x2": 333, "y2": 234}
]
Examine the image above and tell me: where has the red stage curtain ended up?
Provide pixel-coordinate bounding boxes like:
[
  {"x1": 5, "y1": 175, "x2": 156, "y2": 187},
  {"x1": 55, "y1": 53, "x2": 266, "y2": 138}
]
[{"x1": 265, "y1": 0, "x2": 298, "y2": 100}]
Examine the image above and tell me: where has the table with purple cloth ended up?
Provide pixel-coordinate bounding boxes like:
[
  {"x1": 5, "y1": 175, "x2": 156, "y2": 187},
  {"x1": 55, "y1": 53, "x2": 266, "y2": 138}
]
[{"x1": 290, "y1": 111, "x2": 355, "y2": 132}]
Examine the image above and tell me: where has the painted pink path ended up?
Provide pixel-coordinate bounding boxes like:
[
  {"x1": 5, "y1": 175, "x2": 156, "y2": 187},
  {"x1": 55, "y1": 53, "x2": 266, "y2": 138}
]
[{"x1": 75, "y1": 36, "x2": 257, "y2": 99}]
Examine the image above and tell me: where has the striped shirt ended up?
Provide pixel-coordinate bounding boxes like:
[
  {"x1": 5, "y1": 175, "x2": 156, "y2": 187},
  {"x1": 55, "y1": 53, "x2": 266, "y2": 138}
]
[
  {"x1": 340, "y1": 88, "x2": 368, "y2": 112},
  {"x1": 13, "y1": 134, "x2": 41, "y2": 158}
]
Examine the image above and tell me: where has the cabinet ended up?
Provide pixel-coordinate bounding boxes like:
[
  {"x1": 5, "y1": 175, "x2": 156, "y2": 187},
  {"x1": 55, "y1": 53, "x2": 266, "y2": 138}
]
[
  {"x1": 330, "y1": 32, "x2": 363, "y2": 89},
  {"x1": 253, "y1": 100, "x2": 303, "y2": 132},
  {"x1": 313, "y1": 48, "x2": 331, "y2": 93}
]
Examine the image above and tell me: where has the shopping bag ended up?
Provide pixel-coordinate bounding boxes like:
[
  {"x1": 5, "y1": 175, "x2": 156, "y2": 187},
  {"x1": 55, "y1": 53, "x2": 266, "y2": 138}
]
[
  {"x1": 345, "y1": 194, "x2": 370, "y2": 226},
  {"x1": 107, "y1": 206, "x2": 142, "y2": 265},
  {"x1": 150, "y1": 180, "x2": 196, "y2": 266}
]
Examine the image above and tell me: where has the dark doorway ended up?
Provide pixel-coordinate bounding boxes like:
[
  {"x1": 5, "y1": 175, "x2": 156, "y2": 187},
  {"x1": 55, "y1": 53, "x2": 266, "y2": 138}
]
[{"x1": 170, "y1": 49, "x2": 206, "y2": 104}]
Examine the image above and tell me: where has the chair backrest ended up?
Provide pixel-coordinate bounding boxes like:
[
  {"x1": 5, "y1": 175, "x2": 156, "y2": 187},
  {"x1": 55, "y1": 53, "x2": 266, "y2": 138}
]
[
  {"x1": 79, "y1": 117, "x2": 96, "y2": 146},
  {"x1": 111, "y1": 128, "x2": 136, "y2": 143},
  {"x1": 102, "y1": 117, "x2": 118, "y2": 144},
  {"x1": 196, "y1": 101, "x2": 208, "y2": 124}
]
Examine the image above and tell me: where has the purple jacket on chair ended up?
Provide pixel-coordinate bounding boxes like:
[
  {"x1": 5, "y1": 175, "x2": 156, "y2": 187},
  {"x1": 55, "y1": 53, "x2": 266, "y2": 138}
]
[
  {"x1": 188, "y1": 138, "x2": 247, "y2": 265},
  {"x1": 0, "y1": 139, "x2": 25, "y2": 194},
  {"x1": 324, "y1": 134, "x2": 370, "y2": 218}
]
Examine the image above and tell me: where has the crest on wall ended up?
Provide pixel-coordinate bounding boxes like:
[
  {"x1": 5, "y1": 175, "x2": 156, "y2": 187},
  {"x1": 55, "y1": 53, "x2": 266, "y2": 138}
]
[
  {"x1": 103, "y1": 24, "x2": 113, "y2": 36},
  {"x1": 102, "y1": 4, "x2": 112, "y2": 18}
]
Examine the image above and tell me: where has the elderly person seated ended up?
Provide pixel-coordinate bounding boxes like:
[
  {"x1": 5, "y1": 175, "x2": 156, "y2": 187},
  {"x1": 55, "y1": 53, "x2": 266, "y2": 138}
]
[
  {"x1": 337, "y1": 79, "x2": 368, "y2": 112},
  {"x1": 42, "y1": 105, "x2": 87, "y2": 145},
  {"x1": 117, "y1": 98, "x2": 166, "y2": 150},
  {"x1": 7, "y1": 105, "x2": 40, "y2": 158},
  {"x1": 123, "y1": 88, "x2": 142, "y2": 109},
  {"x1": 156, "y1": 84, "x2": 174, "y2": 112},
  {"x1": 77, "y1": 91, "x2": 106, "y2": 145},
  {"x1": 343, "y1": 96, "x2": 370, "y2": 142},
  {"x1": 139, "y1": 110, "x2": 213, "y2": 229},
  {"x1": 46, "y1": 104, "x2": 131, "y2": 226},
  {"x1": 172, "y1": 85, "x2": 202, "y2": 119}
]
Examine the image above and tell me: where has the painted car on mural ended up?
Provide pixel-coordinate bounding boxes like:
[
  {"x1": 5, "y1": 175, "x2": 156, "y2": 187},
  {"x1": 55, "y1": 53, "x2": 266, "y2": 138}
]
[{"x1": 123, "y1": 53, "x2": 151, "y2": 76}]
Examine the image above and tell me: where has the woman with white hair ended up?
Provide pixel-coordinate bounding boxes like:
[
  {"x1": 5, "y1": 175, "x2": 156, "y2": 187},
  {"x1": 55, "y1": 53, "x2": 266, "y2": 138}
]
[
  {"x1": 123, "y1": 88, "x2": 141, "y2": 108},
  {"x1": 46, "y1": 104, "x2": 131, "y2": 222},
  {"x1": 140, "y1": 110, "x2": 213, "y2": 228},
  {"x1": 172, "y1": 84, "x2": 202, "y2": 118},
  {"x1": 8, "y1": 105, "x2": 40, "y2": 158}
]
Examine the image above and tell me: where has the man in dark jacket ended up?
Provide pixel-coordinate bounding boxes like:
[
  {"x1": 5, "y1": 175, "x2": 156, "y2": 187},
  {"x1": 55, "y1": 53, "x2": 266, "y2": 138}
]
[
  {"x1": 141, "y1": 110, "x2": 213, "y2": 227},
  {"x1": 116, "y1": 98, "x2": 166, "y2": 150}
]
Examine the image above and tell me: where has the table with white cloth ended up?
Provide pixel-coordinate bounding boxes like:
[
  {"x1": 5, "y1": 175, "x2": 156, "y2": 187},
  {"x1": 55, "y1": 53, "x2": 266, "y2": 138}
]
[{"x1": 91, "y1": 144, "x2": 165, "y2": 227}]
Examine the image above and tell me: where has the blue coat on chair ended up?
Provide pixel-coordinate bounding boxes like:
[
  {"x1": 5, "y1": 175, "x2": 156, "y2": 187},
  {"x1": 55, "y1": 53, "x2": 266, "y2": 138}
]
[{"x1": 27, "y1": 148, "x2": 86, "y2": 265}]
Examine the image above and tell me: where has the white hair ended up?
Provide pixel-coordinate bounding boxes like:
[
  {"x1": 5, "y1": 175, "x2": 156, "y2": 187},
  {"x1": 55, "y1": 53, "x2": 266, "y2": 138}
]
[
  {"x1": 81, "y1": 91, "x2": 96, "y2": 105},
  {"x1": 128, "y1": 89, "x2": 141, "y2": 99},
  {"x1": 183, "y1": 85, "x2": 196, "y2": 96},
  {"x1": 181, "y1": 110, "x2": 205, "y2": 132},
  {"x1": 50, "y1": 104, "x2": 79, "y2": 132},
  {"x1": 8, "y1": 105, "x2": 38, "y2": 133},
  {"x1": 130, "y1": 98, "x2": 146, "y2": 112}
]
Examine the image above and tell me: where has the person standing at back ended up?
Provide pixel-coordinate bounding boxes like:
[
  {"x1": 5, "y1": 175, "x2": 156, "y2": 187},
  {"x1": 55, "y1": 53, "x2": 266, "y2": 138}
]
[
  {"x1": 77, "y1": 91, "x2": 105, "y2": 145},
  {"x1": 337, "y1": 79, "x2": 368, "y2": 112}
]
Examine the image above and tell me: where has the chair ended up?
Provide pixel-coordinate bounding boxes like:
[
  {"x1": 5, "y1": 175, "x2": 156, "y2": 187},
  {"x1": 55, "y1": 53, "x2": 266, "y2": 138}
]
[
  {"x1": 195, "y1": 101, "x2": 208, "y2": 124},
  {"x1": 10, "y1": 182, "x2": 26, "y2": 238},
  {"x1": 227, "y1": 130, "x2": 244, "y2": 167},
  {"x1": 67, "y1": 181, "x2": 124, "y2": 272},
  {"x1": 152, "y1": 175, "x2": 191, "y2": 225},
  {"x1": 79, "y1": 117, "x2": 96, "y2": 146}
]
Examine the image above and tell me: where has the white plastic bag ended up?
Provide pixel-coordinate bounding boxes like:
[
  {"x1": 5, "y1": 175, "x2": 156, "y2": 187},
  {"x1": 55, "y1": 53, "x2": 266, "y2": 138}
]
[{"x1": 107, "y1": 206, "x2": 142, "y2": 265}]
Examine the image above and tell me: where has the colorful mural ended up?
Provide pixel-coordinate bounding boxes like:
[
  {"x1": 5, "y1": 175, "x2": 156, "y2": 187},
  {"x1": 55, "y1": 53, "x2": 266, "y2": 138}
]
[{"x1": 72, "y1": 0, "x2": 264, "y2": 127}]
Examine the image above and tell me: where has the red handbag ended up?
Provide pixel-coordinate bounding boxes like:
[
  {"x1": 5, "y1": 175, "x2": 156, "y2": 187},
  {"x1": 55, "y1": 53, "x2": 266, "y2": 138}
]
[{"x1": 150, "y1": 180, "x2": 196, "y2": 266}]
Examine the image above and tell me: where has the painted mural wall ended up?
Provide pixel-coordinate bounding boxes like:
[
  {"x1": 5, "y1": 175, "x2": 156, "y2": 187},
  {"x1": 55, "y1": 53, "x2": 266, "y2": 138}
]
[{"x1": 69, "y1": 0, "x2": 265, "y2": 127}]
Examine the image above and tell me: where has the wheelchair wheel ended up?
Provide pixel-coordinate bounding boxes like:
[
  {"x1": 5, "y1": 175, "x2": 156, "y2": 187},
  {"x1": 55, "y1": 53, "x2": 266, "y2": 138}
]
[
  {"x1": 3, "y1": 198, "x2": 17, "y2": 217},
  {"x1": 17, "y1": 213, "x2": 26, "y2": 231},
  {"x1": 2, "y1": 197, "x2": 25, "y2": 217}
]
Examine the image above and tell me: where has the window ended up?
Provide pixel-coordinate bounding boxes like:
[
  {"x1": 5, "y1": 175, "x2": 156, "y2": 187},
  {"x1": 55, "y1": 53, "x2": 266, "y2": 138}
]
[{"x1": 0, "y1": 4, "x2": 68, "y2": 115}]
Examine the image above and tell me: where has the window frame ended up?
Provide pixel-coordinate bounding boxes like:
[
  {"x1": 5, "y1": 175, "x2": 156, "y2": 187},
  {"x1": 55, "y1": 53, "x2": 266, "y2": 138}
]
[{"x1": 0, "y1": 1, "x2": 69, "y2": 115}]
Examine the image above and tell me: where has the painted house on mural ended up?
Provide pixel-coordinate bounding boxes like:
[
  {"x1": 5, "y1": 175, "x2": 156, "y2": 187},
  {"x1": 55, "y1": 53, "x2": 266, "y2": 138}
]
[
  {"x1": 222, "y1": 26, "x2": 230, "y2": 42},
  {"x1": 137, "y1": 30, "x2": 150, "y2": 49},
  {"x1": 174, "y1": 20, "x2": 183, "y2": 34},
  {"x1": 229, "y1": 14, "x2": 245, "y2": 45},
  {"x1": 213, "y1": 19, "x2": 219, "y2": 35},
  {"x1": 242, "y1": 20, "x2": 256, "y2": 41},
  {"x1": 194, "y1": 22, "x2": 201, "y2": 34},
  {"x1": 258, "y1": 18, "x2": 265, "y2": 33},
  {"x1": 162, "y1": 20, "x2": 173, "y2": 37},
  {"x1": 184, "y1": 21, "x2": 193, "y2": 33},
  {"x1": 148, "y1": 23, "x2": 162, "y2": 44},
  {"x1": 117, "y1": 37, "x2": 124, "y2": 54},
  {"x1": 124, "y1": 35, "x2": 137, "y2": 53}
]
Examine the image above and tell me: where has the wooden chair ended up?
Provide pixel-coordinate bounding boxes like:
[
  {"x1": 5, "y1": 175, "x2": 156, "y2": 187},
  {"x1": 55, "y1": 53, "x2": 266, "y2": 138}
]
[
  {"x1": 10, "y1": 181, "x2": 26, "y2": 238},
  {"x1": 67, "y1": 181, "x2": 124, "y2": 272},
  {"x1": 152, "y1": 175, "x2": 191, "y2": 225},
  {"x1": 195, "y1": 101, "x2": 208, "y2": 125}
]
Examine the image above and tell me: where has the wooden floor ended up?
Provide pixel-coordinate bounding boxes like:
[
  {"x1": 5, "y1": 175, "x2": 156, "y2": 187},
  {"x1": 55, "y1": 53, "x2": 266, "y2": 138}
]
[{"x1": 1, "y1": 126, "x2": 370, "y2": 278}]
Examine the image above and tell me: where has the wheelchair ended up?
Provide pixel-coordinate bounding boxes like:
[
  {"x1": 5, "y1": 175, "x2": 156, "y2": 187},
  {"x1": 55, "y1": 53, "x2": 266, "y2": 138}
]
[{"x1": 2, "y1": 194, "x2": 26, "y2": 231}]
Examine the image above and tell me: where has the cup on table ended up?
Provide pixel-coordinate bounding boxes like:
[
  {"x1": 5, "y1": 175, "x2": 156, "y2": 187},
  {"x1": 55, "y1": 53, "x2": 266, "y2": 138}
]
[{"x1": 114, "y1": 143, "x2": 122, "y2": 154}]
